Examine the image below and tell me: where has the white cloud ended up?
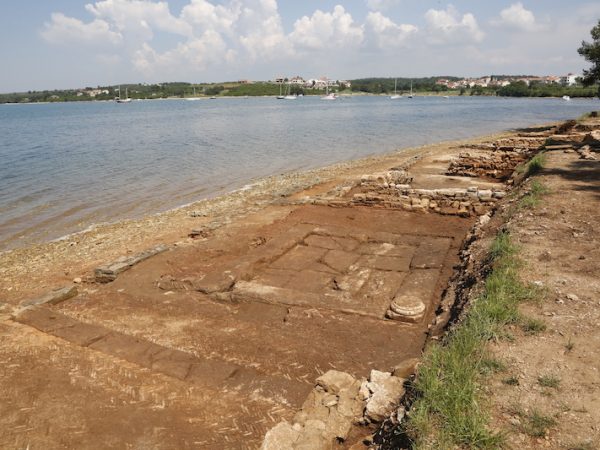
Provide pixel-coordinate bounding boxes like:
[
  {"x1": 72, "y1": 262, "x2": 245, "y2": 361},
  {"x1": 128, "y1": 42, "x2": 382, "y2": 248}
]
[
  {"x1": 424, "y1": 6, "x2": 484, "y2": 45},
  {"x1": 290, "y1": 5, "x2": 364, "y2": 50},
  {"x1": 85, "y1": 0, "x2": 192, "y2": 39},
  {"x1": 365, "y1": 11, "x2": 417, "y2": 48},
  {"x1": 41, "y1": 12, "x2": 123, "y2": 46},
  {"x1": 236, "y1": 0, "x2": 292, "y2": 60},
  {"x1": 366, "y1": 0, "x2": 401, "y2": 12},
  {"x1": 133, "y1": 29, "x2": 230, "y2": 75},
  {"x1": 492, "y1": 3, "x2": 539, "y2": 31},
  {"x1": 181, "y1": 0, "x2": 240, "y2": 33}
]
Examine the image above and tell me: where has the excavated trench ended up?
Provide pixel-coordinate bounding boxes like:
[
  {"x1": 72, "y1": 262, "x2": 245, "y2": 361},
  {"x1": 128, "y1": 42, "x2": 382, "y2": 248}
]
[{"x1": 6, "y1": 122, "x2": 579, "y2": 450}]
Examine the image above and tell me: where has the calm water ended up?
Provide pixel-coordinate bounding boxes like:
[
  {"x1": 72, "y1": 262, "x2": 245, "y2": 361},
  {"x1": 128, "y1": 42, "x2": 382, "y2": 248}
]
[{"x1": 0, "y1": 96, "x2": 596, "y2": 250}]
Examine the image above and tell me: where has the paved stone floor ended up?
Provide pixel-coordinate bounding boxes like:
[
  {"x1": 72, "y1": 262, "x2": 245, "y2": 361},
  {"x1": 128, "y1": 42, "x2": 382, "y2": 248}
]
[{"x1": 6, "y1": 204, "x2": 472, "y2": 448}]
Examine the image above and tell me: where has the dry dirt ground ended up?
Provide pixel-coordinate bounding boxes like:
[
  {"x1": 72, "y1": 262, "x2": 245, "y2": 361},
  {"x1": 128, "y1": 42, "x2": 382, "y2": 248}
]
[
  {"x1": 1, "y1": 122, "x2": 594, "y2": 449},
  {"x1": 487, "y1": 143, "x2": 600, "y2": 449}
]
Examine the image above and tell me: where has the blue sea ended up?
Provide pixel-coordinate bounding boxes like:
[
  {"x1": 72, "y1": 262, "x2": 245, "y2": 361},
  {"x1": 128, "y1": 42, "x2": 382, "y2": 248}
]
[{"x1": 0, "y1": 95, "x2": 596, "y2": 250}]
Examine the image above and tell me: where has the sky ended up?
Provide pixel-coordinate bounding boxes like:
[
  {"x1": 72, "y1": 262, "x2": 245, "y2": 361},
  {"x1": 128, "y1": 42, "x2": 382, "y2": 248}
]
[{"x1": 1, "y1": 0, "x2": 599, "y2": 92}]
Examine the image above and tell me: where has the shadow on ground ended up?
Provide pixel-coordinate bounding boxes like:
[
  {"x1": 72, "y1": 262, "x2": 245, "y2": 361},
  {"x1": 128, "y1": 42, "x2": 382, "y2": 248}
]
[{"x1": 542, "y1": 159, "x2": 600, "y2": 198}]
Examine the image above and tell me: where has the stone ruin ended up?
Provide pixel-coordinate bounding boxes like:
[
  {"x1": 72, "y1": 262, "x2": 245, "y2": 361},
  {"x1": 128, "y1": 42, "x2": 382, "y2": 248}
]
[
  {"x1": 261, "y1": 369, "x2": 407, "y2": 450},
  {"x1": 352, "y1": 186, "x2": 506, "y2": 217}
]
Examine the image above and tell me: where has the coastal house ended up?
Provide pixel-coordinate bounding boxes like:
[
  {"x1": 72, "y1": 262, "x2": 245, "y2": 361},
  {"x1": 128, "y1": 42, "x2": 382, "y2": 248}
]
[
  {"x1": 83, "y1": 89, "x2": 109, "y2": 97},
  {"x1": 561, "y1": 73, "x2": 580, "y2": 86}
]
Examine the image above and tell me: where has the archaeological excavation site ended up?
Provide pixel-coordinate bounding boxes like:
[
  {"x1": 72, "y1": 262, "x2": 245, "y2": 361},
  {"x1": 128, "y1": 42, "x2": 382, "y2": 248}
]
[{"x1": 2, "y1": 117, "x2": 600, "y2": 449}]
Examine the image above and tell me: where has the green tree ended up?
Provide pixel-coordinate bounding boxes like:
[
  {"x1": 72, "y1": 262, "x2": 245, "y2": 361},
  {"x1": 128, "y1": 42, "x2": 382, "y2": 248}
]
[{"x1": 578, "y1": 19, "x2": 600, "y2": 97}]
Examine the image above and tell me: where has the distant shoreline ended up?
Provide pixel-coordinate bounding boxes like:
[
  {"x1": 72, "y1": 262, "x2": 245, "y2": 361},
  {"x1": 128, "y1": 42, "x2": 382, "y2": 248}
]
[{"x1": 2, "y1": 92, "x2": 596, "y2": 106}]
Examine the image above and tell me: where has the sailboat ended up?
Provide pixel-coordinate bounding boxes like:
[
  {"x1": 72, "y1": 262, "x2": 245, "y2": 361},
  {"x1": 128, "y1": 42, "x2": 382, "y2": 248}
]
[
  {"x1": 321, "y1": 83, "x2": 337, "y2": 100},
  {"x1": 116, "y1": 86, "x2": 132, "y2": 103},
  {"x1": 390, "y1": 78, "x2": 402, "y2": 99},
  {"x1": 284, "y1": 83, "x2": 297, "y2": 100},
  {"x1": 277, "y1": 82, "x2": 285, "y2": 99},
  {"x1": 407, "y1": 80, "x2": 414, "y2": 99},
  {"x1": 186, "y1": 86, "x2": 201, "y2": 101}
]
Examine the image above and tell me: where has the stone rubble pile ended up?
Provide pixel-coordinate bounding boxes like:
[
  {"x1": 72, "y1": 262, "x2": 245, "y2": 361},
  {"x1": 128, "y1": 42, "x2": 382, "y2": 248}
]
[
  {"x1": 359, "y1": 169, "x2": 413, "y2": 189},
  {"x1": 261, "y1": 369, "x2": 406, "y2": 450},
  {"x1": 446, "y1": 150, "x2": 531, "y2": 180},
  {"x1": 493, "y1": 136, "x2": 547, "y2": 150},
  {"x1": 445, "y1": 134, "x2": 551, "y2": 180},
  {"x1": 352, "y1": 186, "x2": 506, "y2": 217},
  {"x1": 577, "y1": 145, "x2": 597, "y2": 160},
  {"x1": 545, "y1": 127, "x2": 600, "y2": 161}
]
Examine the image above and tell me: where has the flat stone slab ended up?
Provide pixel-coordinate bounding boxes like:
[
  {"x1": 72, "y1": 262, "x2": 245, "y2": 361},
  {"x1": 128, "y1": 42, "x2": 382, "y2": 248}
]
[
  {"x1": 229, "y1": 226, "x2": 451, "y2": 321},
  {"x1": 94, "y1": 244, "x2": 169, "y2": 283},
  {"x1": 13, "y1": 306, "x2": 308, "y2": 406},
  {"x1": 18, "y1": 285, "x2": 78, "y2": 309},
  {"x1": 410, "y1": 238, "x2": 452, "y2": 269}
]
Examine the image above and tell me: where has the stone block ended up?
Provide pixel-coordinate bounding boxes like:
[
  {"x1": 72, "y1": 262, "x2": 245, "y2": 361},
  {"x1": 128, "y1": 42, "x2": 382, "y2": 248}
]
[
  {"x1": 261, "y1": 422, "x2": 301, "y2": 450},
  {"x1": 95, "y1": 244, "x2": 168, "y2": 282},
  {"x1": 477, "y1": 190, "x2": 493, "y2": 201},
  {"x1": 364, "y1": 371, "x2": 406, "y2": 422},
  {"x1": 19, "y1": 285, "x2": 78, "y2": 308},
  {"x1": 316, "y1": 370, "x2": 357, "y2": 395}
]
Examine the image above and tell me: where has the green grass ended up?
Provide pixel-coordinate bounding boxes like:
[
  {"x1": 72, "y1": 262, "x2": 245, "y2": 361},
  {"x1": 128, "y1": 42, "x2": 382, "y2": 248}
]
[
  {"x1": 525, "y1": 153, "x2": 546, "y2": 177},
  {"x1": 537, "y1": 374, "x2": 561, "y2": 389},
  {"x1": 406, "y1": 231, "x2": 537, "y2": 449},
  {"x1": 518, "y1": 180, "x2": 549, "y2": 210},
  {"x1": 516, "y1": 152, "x2": 546, "y2": 178},
  {"x1": 521, "y1": 317, "x2": 547, "y2": 335},
  {"x1": 479, "y1": 357, "x2": 507, "y2": 376},
  {"x1": 522, "y1": 410, "x2": 556, "y2": 437}
]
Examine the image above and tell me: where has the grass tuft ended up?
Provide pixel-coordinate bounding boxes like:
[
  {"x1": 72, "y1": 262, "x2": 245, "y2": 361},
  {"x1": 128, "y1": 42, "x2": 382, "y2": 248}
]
[
  {"x1": 479, "y1": 357, "x2": 507, "y2": 375},
  {"x1": 522, "y1": 410, "x2": 556, "y2": 437},
  {"x1": 502, "y1": 376, "x2": 519, "y2": 386},
  {"x1": 567, "y1": 442, "x2": 595, "y2": 450},
  {"x1": 525, "y1": 153, "x2": 546, "y2": 177},
  {"x1": 537, "y1": 374, "x2": 561, "y2": 389},
  {"x1": 405, "y1": 231, "x2": 535, "y2": 449},
  {"x1": 565, "y1": 338, "x2": 575, "y2": 352},
  {"x1": 521, "y1": 317, "x2": 547, "y2": 335},
  {"x1": 518, "y1": 180, "x2": 549, "y2": 209}
]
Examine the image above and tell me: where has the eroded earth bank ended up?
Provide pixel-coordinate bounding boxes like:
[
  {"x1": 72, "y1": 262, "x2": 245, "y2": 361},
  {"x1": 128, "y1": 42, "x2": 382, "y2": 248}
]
[{"x1": 1, "y1": 115, "x2": 599, "y2": 449}]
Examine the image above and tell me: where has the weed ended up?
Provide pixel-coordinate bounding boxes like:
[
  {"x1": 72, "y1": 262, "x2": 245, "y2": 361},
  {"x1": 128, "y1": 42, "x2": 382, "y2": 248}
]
[
  {"x1": 565, "y1": 338, "x2": 575, "y2": 352},
  {"x1": 522, "y1": 410, "x2": 556, "y2": 437},
  {"x1": 538, "y1": 374, "x2": 561, "y2": 389},
  {"x1": 518, "y1": 180, "x2": 549, "y2": 209},
  {"x1": 479, "y1": 357, "x2": 507, "y2": 375},
  {"x1": 521, "y1": 317, "x2": 547, "y2": 335},
  {"x1": 568, "y1": 441, "x2": 595, "y2": 450},
  {"x1": 526, "y1": 153, "x2": 546, "y2": 177},
  {"x1": 502, "y1": 376, "x2": 519, "y2": 386}
]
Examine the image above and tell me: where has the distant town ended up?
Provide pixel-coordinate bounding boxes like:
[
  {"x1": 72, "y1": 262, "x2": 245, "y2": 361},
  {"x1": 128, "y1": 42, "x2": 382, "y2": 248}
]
[{"x1": 0, "y1": 72, "x2": 593, "y2": 104}]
